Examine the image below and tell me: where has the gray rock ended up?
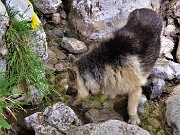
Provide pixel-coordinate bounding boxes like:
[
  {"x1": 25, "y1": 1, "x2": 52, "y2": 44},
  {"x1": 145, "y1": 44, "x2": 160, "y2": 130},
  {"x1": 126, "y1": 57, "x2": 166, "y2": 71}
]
[
  {"x1": 174, "y1": 1, "x2": 180, "y2": 18},
  {"x1": 151, "y1": 58, "x2": 180, "y2": 80},
  {"x1": 32, "y1": 0, "x2": 62, "y2": 14},
  {"x1": 164, "y1": 25, "x2": 177, "y2": 39},
  {"x1": 160, "y1": 36, "x2": 174, "y2": 59},
  {"x1": 85, "y1": 108, "x2": 123, "y2": 123},
  {"x1": 69, "y1": 0, "x2": 160, "y2": 41},
  {"x1": 67, "y1": 120, "x2": 150, "y2": 135},
  {"x1": 43, "y1": 102, "x2": 81, "y2": 133},
  {"x1": 31, "y1": 28, "x2": 49, "y2": 60},
  {"x1": 25, "y1": 102, "x2": 81, "y2": 135},
  {"x1": 52, "y1": 13, "x2": 61, "y2": 24},
  {"x1": 29, "y1": 85, "x2": 44, "y2": 105},
  {"x1": 149, "y1": 78, "x2": 165, "y2": 99},
  {"x1": 25, "y1": 112, "x2": 63, "y2": 135},
  {"x1": 177, "y1": 38, "x2": 180, "y2": 64},
  {"x1": 6, "y1": 0, "x2": 33, "y2": 21},
  {"x1": 138, "y1": 94, "x2": 148, "y2": 112},
  {"x1": 62, "y1": 37, "x2": 87, "y2": 54},
  {"x1": 166, "y1": 85, "x2": 180, "y2": 135},
  {"x1": 0, "y1": 59, "x2": 6, "y2": 74},
  {"x1": 0, "y1": 1, "x2": 9, "y2": 72}
]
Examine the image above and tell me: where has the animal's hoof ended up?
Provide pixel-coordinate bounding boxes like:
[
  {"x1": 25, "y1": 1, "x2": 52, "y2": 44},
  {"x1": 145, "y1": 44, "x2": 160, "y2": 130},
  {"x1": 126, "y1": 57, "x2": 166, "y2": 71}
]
[{"x1": 128, "y1": 114, "x2": 141, "y2": 125}]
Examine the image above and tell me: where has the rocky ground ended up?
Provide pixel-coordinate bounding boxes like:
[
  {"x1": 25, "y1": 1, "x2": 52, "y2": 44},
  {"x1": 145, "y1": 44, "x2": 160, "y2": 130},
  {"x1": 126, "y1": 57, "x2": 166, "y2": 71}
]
[{"x1": 0, "y1": 0, "x2": 180, "y2": 135}]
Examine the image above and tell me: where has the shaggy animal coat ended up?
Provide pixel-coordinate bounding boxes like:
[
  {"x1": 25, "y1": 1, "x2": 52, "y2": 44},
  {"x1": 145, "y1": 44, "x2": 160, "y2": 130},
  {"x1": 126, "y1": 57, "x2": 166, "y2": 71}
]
[{"x1": 67, "y1": 8, "x2": 163, "y2": 124}]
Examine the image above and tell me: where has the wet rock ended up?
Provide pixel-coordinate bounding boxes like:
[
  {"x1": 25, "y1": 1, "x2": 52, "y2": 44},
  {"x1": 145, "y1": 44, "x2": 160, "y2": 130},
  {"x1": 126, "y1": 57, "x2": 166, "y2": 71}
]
[
  {"x1": 177, "y1": 38, "x2": 180, "y2": 64},
  {"x1": 85, "y1": 108, "x2": 123, "y2": 123},
  {"x1": 160, "y1": 36, "x2": 174, "y2": 59},
  {"x1": 151, "y1": 58, "x2": 180, "y2": 80},
  {"x1": 61, "y1": 37, "x2": 87, "y2": 54},
  {"x1": 166, "y1": 85, "x2": 180, "y2": 135},
  {"x1": 52, "y1": 13, "x2": 61, "y2": 24},
  {"x1": 25, "y1": 102, "x2": 81, "y2": 134},
  {"x1": 67, "y1": 120, "x2": 150, "y2": 135},
  {"x1": 69, "y1": 0, "x2": 160, "y2": 41},
  {"x1": 149, "y1": 78, "x2": 166, "y2": 99},
  {"x1": 32, "y1": 0, "x2": 62, "y2": 14}
]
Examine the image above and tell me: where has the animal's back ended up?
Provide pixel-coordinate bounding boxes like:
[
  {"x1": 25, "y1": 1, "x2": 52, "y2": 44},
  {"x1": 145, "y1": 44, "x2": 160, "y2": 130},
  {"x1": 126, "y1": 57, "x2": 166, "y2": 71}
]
[{"x1": 77, "y1": 8, "x2": 162, "y2": 84}]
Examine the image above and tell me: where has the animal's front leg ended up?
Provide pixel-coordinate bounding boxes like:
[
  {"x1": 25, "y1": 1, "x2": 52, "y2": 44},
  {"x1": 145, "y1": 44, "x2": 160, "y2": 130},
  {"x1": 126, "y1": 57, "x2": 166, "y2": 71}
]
[{"x1": 128, "y1": 87, "x2": 142, "y2": 125}]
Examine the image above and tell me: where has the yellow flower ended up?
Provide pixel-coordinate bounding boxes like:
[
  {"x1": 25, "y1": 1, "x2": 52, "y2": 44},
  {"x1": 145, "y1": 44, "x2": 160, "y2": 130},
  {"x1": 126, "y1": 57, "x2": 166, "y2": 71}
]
[
  {"x1": 31, "y1": 13, "x2": 40, "y2": 30},
  {"x1": 28, "y1": 1, "x2": 33, "y2": 7}
]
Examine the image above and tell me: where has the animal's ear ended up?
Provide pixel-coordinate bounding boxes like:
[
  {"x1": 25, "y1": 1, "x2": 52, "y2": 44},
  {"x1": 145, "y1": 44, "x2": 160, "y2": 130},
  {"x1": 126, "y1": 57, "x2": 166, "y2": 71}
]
[
  {"x1": 67, "y1": 68, "x2": 77, "y2": 81},
  {"x1": 68, "y1": 54, "x2": 78, "y2": 64}
]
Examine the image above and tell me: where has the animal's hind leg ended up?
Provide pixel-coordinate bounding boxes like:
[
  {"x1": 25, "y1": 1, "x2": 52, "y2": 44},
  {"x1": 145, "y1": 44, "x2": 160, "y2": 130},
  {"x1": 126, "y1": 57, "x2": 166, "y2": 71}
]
[{"x1": 128, "y1": 87, "x2": 142, "y2": 125}]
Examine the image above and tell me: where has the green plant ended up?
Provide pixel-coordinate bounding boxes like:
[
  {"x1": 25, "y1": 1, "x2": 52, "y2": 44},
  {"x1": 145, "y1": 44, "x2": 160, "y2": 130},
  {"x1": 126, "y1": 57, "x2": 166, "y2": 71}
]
[{"x1": 0, "y1": 4, "x2": 51, "y2": 129}]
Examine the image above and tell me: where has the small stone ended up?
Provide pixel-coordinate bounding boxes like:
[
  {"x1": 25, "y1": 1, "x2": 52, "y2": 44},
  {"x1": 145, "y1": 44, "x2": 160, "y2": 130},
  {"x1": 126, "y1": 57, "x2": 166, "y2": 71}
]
[
  {"x1": 60, "y1": 10, "x2": 66, "y2": 19},
  {"x1": 52, "y1": 13, "x2": 61, "y2": 24},
  {"x1": 174, "y1": 1, "x2": 180, "y2": 17},
  {"x1": 54, "y1": 61, "x2": 67, "y2": 71},
  {"x1": 61, "y1": 37, "x2": 87, "y2": 54},
  {"x1": 49, "y1": 46, "x2": 67, "y2": 60},
  {"x1": 160, "y1": 36, "x2": 174, "y2": 59},
  {"x1": 164, "y1": 25, "x2": 177, "y2": 38},
  {"x1": 151, "y1": 58, "x2": 180, "y2": 80},
  {"x1": 149, "y1": 78, "x2": 165, "y2": 99}
]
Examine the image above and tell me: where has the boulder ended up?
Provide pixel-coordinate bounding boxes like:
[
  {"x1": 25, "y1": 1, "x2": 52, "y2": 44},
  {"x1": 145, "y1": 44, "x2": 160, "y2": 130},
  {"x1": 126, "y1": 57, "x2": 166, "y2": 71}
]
[
  {"x1": 67, "y1": 120, "x2": 150, "y2": 135},
  {"x1": 166, "y1": 85, "x2": 180, "y2": 135},
  {"x1": 25, "y1": 112, "x2": 63, "y2": 135},
  {"x1": 25, "y1": 102, "x2": 81, "y2": 134},
  {"x1": 69, "y1": 0, "x2": 160, "y2": 41},
  {"x1": 31, "y1": 0, "x2": 62, "y2": 14}
]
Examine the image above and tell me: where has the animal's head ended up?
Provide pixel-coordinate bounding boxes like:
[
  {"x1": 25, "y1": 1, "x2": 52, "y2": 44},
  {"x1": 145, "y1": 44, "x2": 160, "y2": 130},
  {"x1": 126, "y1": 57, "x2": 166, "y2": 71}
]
[{"x1": 67, "y1": 54, "x2": 89, "y2": 101}]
